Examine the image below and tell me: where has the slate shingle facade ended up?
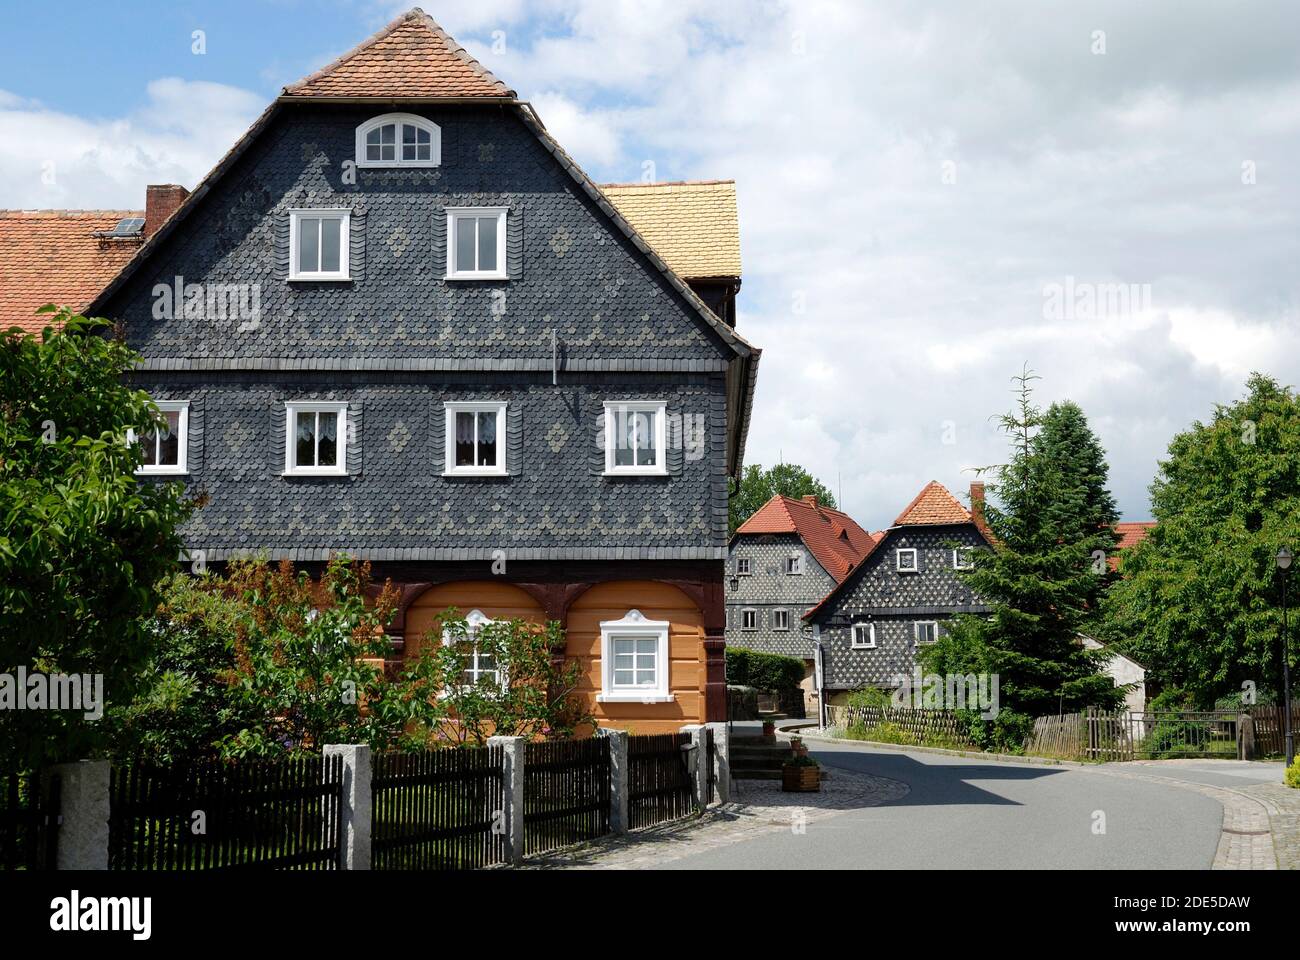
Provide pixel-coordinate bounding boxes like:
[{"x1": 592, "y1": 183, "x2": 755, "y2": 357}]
[
  {"x1": 725, "y1": 533, "x2": 833, "y2": 658},
  {"x1": 809, "y1": 524, "x2": 992, "y2": 691}
]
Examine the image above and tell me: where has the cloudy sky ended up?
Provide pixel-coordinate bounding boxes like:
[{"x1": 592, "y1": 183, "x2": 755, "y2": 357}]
[{"x1": 2, "y1": 0, "x2": 1297, "y2": 529}]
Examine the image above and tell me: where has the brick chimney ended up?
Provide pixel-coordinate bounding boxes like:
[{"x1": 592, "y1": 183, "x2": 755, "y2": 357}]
[
  {"x1": 144, "y1": 184, "x2": 190, "y2": 238},
  {"x1": 969, "y1": 482, "x2": 986, "y2": 524},
  {"x1": 802, "y1": 495, "x2": 819, "y2": 508}
]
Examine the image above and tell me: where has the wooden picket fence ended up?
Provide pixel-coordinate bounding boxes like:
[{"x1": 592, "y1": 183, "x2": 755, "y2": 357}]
[
  {"x1": 627, "y1": 733, "x2": 695, "y2": 831},
  {"x1": 1026, "y1": 708, "x2": 1243, "y2": 761},
  {"x1": 828, "y1": 704, "x2": 973, "y2": 747},
  {"x1": 1248, "y1": 704, "x2": 1300, "y2": 758},
  {"x1": 523, "y1": 738, "x2": 610, "y2": 856}
]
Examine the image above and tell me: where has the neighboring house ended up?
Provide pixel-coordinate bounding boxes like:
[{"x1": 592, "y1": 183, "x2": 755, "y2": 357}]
[
  {"x1": 7, "y1": 9, "x2": 762, "y2": 735},
  {"x1": 1082, "y1": 636, "x2": 1147, "y2": 713},
  {"x1": 1111, "y1": 521, "x2": 1156, "y2": 570},
  {"x1": 725, "y1": 494, "x2": 879, "y2": 710},
  {"x1": 805, "y1": 481, "x2": 996, "y2": 704}
]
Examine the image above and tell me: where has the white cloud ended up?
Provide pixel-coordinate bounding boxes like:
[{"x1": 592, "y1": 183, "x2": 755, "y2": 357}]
[{"x1": 0, "y1": 78, "x2": 262, "y2": 209}]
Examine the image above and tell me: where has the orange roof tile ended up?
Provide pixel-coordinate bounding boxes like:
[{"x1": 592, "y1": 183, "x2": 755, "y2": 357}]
[
  {"x1": 282, "y1": 8, "x2": 514, "y2": 100},
  {"x1": 893, "y1": 481, "x2": 973, "y2": 527},
  {"x1": 736, "y1": 495, "x2": 877, "y2": 583},
  {"x1": 0, "y1": 211, "x2": 143, "y2": 335},
  {"x1": 1110, "y1": 521, "x2": 1156, "y2": 571}
]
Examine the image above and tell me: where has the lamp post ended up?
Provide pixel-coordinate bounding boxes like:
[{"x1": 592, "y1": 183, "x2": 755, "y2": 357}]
[{"x1": 1276, "y1": 548, "x2": 1295, "y2": 768}]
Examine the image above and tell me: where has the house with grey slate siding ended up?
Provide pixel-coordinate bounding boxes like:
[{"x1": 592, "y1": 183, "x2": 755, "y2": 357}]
[
  {"x1": 803, "y1": 482, "x2": 996, "y2": 704},
  {"x1": 726, "y1": 494, "x2": 878, "y2": 711},
  {"x1": 74, "y1": 9, "x2": 760, "y2": 734}
]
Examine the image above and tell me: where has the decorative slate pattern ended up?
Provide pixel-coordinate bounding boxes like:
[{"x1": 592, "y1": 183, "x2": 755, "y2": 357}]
[
  {"x1": 104, "y1": 106, "x2": 732, "y2": 365},
  {"x1": 809, "y1": 524, "x2": 993, "y2": 690},
  {"x1": 0, "y1": 211, "x2": 142, "y2": 333},
  {"x1": 133, "y1": 373, "x2": 728, "y2": 558},
  {"x1": 724, "y1": 534, "x2": 837, "y2": 658}
]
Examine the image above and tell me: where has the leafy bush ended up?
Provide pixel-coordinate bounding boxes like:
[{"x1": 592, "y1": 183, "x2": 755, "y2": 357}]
[
  {"x1": 846, "y1": 687, "x2": 891, "y2": 709},
  {"x1": 726, "y1": 648, "x2": 804, "y2": 691},
  {"x1": 1286, "y1": 759, "x2": 1300, "y2": 790},
  {"x1": 843, "y1": 722, "x2": 969, "y2": 751}
]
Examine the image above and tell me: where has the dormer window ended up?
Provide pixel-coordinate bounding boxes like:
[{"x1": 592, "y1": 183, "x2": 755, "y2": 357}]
[{"x1": 356, "y1": 113, "x2": 441, "y2": 168}]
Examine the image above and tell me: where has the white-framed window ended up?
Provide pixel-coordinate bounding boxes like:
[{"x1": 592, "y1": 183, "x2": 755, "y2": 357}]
[
  {"x1": 953, "y1": 547, "x2": 974, "y2": 570},
  {"x1": 356, "y1": 113, "x2": 441, "y2": 168},
  {"x1": 289, "y1": 209, "x2": 350, "y2": 281},
  {"x1": 851, "y1": 622, "x2": 877, "y2": 649},
  {"x1": 741, "y1": 609, "x2": 758, "y2": 631},
  {"x1": 786, "y1": 554, "x2": 804, "y2": 575},
  {"x1": 736, "y1": 557, "x2": 751, "y2": 576},
  {"x1": 441, "y1": 609, "x2": 502, "y2": 692},
  {"x1": 598, "y1": 609, "x2": 673, "y2": 703},
  {"x1": 445, "y1": 207, "x2": 508, "y2": 280},
  {"x1": 604, "y1": 401, "x2": 668, "y2": 476},
  {"x1": 773, "y1": 609, "x2": 791, "y2": 631},
  {"x1": 284, "y1": 401, "x2": 348, "y2": 476},
  {"x1": 896, "y1": 548, "x2": 919, "y2": 573},
  {"x1": 443, "y1": 401, "x2": 507, "y2": 476},
  {"x1": 915, "y1": 621, "x2": 940, "y2": 646},
  {"x1": 131, "y1": 400, "x2": 190, "y2": 475}
]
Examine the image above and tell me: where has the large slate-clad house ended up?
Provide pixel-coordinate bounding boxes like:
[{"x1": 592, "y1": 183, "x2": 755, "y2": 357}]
[
  {"x1": 804, "y1": 482, "x2": 996, "y2": 703},
  {"x1": 18, "y1": 9, "x2": 760, "y2": 733}
]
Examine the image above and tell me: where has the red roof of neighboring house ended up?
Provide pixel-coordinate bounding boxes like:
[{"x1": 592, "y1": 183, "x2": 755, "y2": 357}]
[
  {"x1": 735, "y1": 495, "x2": 878, "y2": 583},
  {"x1": 282, "y1": 8, "x2": 515, "y2": 100},
  {"x1": 1111, "y1": 521, "x2": 1156, "y2": 571},
  {"x1": 0, "y1": 211, "x2": 143, "y2": 335},
  {"x1": 894, "y1": 480, "x2": 974, "y2": 526}
]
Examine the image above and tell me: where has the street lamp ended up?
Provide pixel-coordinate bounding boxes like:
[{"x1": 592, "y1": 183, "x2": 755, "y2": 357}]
[{"x1": 1276, "y1": 548, "x2": 1294, "y2": 769}]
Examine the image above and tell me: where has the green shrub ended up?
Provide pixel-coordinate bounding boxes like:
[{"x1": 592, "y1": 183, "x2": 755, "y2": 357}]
[
  {"x1": 845, "y1": 687, "x2": 891, "y2": 709},
  {"x1": 1286, "y1": 759, "x2": 1300, "y2": 790},
  {"x1": 726, "y1": 648, "x2": 804, "y2": 691}
]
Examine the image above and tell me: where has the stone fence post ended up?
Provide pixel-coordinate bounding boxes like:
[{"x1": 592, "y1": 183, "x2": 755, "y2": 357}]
[
  {"x1": 488, "y1": 736, "x2": 526, "y2": 865},
  {"x1": 706, "y1": 722, "x2": 730, "y2": 803},
  {"x1": 324, "y1": 744, "x2": 371, "y2": 870},
  {"x1": 606, "y1": 730, "x2": 630, "y2": 834},
  {"x1": 44, "y1": 760, "x2": 110, "y2": 870}
]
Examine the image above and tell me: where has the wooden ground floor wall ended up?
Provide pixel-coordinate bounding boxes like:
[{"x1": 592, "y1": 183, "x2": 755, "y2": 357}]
[{"x1": 402, "y1": 579, "x2": 715, "y2": 734}]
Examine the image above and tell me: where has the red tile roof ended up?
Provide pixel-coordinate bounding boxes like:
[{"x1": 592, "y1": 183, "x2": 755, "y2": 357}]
[
  {"x1": 282, "y1": 8, "x2": 514, "y2": 100},
  {"x1": 735, "y1": 495, "x2": 879, "y2": 583},
  {"x1": 894, "y1": 481, "x2": 974, "y2": 526},
  {"x1": 1111, "y1": 521, "x2": 1156, "y2": 571},
  {"x1": 0, "y1": 211, "x2": 143, "y2": 335}
]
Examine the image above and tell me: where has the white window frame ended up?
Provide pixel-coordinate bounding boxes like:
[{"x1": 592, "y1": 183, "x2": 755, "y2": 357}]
[
  {"x1": 736, "y1": 557, "x2": 751, "y2": 576},
  {"x1": 443, "y1": 401, "x2": 508, "y2": 477},
  {"x1": 896, "y1": 548, "x2": 919, "y2": 573},
  {"x1": 131, "y1": 400, "x2": 190, "y2": 476},
  {"x1": 786, "y1": 554, "x2": 804, "y2": 575},
  {"x1": 851, "y1": 622, "x2": 877, "y2": 650},
  {"x1": 915, "y1": 621, "x2": 940, "y2": 646},
  {"x1": 445, "y1": 207, "x2": 509, "y2": 280},
  {"x1": 598, "y1": 609, "x2": 673, "y2": 704},
  {"x1": 603, "y1": 401, "x2": 668, "y2": 476},
  {"x1": 953, "y1": 547, "x2": 974, "y2": 570},
  {"x1": 355, "y1": 113, "x2": 441, "y2": 169},
  {"x1": 741, "y1": 608, "x2": 758, "y2": 631},
  {"x1": 289, "y1": 209, "x2": 351, "y2": 281},
  {"x1": 773, "y1": 609, "x2": 791, "y2": 631},
  {"x1": 441, "y1": 609, "x2": 504, "y2": 695},
  {"x1": 284, "y1": 401, "x2": 348, "y2": 477}
]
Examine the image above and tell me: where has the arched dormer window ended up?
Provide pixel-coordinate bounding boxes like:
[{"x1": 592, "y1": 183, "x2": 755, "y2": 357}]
[
  {"x1": 441, "y1": 609, "x2": 500, "y2": 690},
  {"x1": 356, "y1": 113, "x2": 441, "y2": 168}
]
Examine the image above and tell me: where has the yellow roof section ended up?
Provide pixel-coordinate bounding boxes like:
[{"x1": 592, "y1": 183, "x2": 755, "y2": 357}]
[{"x1": 601, "y1": 180, "x2": 741, "y2": 281}]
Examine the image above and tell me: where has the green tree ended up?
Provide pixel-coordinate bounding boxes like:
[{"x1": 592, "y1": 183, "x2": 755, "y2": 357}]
[
  {"x1": 921, "y1": 370, "x2": 1122, "y2": 750},
  {"x1": 1, "y1": 310, "x2": 194, "y2": 774},
  {"x1": 730, "y1": 462, "x2": 837, "y2": 534},
  {"x1": 382, "y1": 612, "x2": 594, "y2": 747},
  {"x1": 1101, "y1": 373, "x2": 1300, "y2": 707}
]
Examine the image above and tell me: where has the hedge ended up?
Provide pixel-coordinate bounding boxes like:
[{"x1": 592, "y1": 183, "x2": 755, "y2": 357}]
[{"x1": 725, "y1": 647, "x2": 805, "y2": 692}]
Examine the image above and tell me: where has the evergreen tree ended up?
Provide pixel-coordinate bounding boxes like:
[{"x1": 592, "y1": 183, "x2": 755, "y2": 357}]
[{"x1": 921, "y1": 370, "x2": 1123, "y2": 749}]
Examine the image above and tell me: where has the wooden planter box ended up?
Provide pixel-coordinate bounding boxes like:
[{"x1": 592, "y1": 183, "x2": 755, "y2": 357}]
[{"x1": 782, "y1": 765, "x2": 821, "y2": 793}]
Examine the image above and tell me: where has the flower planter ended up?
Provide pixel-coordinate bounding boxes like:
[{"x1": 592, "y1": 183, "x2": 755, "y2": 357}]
[{"x1": 782, "y1": 764, "x2": 821, "y2": 792}]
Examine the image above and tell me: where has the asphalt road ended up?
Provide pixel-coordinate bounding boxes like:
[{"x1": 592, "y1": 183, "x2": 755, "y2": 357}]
[{"x1": 662, "y1": 739, "x2": 1225, "y2": 870}]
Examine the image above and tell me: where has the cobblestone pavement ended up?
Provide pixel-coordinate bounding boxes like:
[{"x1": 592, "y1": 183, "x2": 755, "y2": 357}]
[
  {"x1": 1239, "y1": 782, "x2": 1300, "y2": 869},
  {"x1": 522, "y1": 769, "x2": 910, "y2": 870}
]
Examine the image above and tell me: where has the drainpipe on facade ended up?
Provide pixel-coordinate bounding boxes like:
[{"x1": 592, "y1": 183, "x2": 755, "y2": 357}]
[{"x1": 813, "y1": 627, "x2": 826, "y2": 730}]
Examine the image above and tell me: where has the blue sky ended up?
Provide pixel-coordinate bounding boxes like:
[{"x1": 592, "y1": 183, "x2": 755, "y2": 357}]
[{"x1": 3, "y1": 1, "x2": 1298, "y2": 530}]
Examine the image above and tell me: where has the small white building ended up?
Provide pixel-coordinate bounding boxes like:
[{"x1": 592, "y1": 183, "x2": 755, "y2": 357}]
[{"x1": 1081, "y1": 635, "x2": 1146, "y2": 713}]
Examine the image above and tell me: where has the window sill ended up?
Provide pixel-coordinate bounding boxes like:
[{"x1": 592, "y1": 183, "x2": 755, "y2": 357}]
[
  {"x1": 443, "y1": 469, "x2": 508, "y2": 478},
  {"x1": 357, "y1": 161, "x2": 440, "y2": 170},
  {"x1": 282, "y1": 470, "x2": 349, "y2": 478},
  {"x1": 137, "y1": 469, "x2": 189, "y2": 477},
  {"x1": 445, "y1": 273, "x2": 509, "y2": 282},
  {"x1": 597, "y1": 694, "x2": 676, "y2": 704},
  {"x1": 603, "y1": 469, "x2": 670, "y2": 478},
  {"x1": 288, "y1": 276, "x2": 353, "y2": 283},
  {"x1": 851, "y1": 646, "x2": 877, "y2": 651}
]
